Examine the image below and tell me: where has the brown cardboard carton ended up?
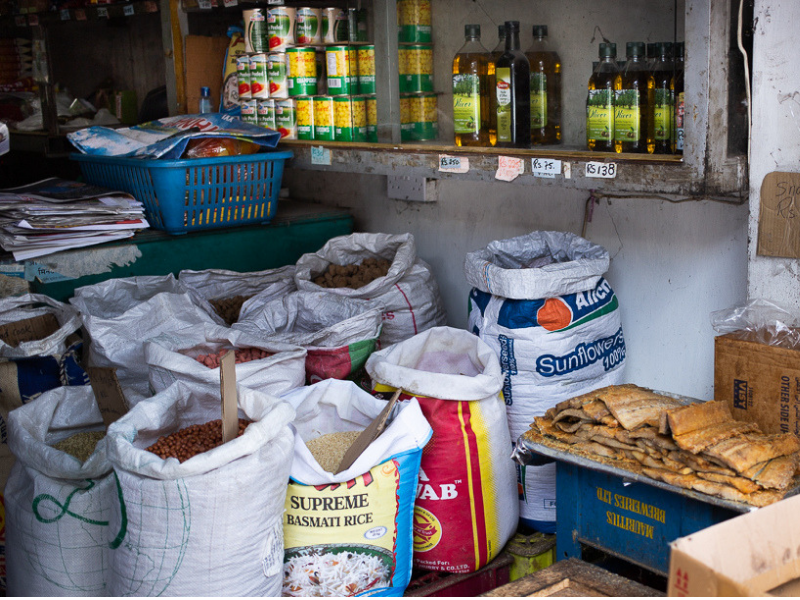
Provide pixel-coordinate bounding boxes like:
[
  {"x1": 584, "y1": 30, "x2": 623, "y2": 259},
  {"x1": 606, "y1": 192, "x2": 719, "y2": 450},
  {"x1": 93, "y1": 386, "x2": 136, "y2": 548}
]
[
  {"x1": 714, "y1": 333, "x2": 800, "y2": 436},
  {"x1": 668, "y1": 493, "x2": 800, "y2": 596},
  {"x1": 184, "y1": 35, "x2": 229, "y2": 114}
]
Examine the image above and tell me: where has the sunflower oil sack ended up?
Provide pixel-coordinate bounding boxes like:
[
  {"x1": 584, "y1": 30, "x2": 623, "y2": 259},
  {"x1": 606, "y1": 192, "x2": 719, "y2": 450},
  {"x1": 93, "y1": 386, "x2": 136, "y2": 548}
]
[
  {"x1": 464, "y1": 231, "x2": 626, "y2": 533},
  {"x1": 280, "y1": 379, "x2": 431, "y2": 597},
  {"x1": 366, "y1": 326, "x2": 518, "y2": 574}
]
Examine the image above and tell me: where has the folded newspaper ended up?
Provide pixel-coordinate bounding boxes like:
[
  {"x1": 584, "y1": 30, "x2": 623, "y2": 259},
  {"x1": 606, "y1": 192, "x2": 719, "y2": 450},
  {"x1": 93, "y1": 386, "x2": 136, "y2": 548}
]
[
  {"x1": 67, "y1": 113, "x2": 281, "y2": 159},
  {"x1": 0, "y1": 178, "x2": 148, "y2": 260}
]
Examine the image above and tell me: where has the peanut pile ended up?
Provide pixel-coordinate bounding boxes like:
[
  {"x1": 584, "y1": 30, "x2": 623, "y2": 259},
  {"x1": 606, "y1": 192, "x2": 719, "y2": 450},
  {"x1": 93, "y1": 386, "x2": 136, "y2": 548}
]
[
  {"x1": 146, "y1": 418, "x2": 251, "y2": 462},
  {"x1": 210, "y1": 295, "x2": 252, "y2": 325},
  {"x1": 313, "y1": 258, "x2": 391, "y2": 289},
  {"x1": 194, "y1": 347, "x2": 273, "y2": 368}
]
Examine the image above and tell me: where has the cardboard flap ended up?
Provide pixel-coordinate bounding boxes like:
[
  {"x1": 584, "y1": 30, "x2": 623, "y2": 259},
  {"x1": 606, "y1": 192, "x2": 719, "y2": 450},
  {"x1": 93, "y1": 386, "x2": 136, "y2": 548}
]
[
  {"x1": 0, "y1": 313, "x2": 59, "y2": 347},
  {"x1": 335, "y1": 389, "x2": 401, "y2": 474},
  {"x1": 757, "y1": 172, "x2": 800, "y2": 259},
  {"x1": 87, "y1": 367, "x2": 128, "y2": 428}
]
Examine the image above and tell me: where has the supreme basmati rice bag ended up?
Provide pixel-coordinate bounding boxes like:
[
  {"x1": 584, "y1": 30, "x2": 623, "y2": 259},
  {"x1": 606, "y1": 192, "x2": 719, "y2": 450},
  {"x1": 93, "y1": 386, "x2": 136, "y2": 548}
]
[
  {"x1": 366, "y1": 327, "x2": 518, "y2": 574},
  {"x1": 280, "y1": 379, "x2": 431, "y2": 596}
]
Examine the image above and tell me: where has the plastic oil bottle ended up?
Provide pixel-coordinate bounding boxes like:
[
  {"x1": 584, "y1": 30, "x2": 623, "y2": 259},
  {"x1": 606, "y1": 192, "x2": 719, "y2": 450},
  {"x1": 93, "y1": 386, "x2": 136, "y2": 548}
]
[
  {"x1": 614, "y1": 41, "x2": 652, "y2": 153},
  {"x1": 495, "y1": 21, "x2": 530, "y2": 148},
  {"x1": 587, "y1": 42, "x2": 618, "y2": 151},
  {"x1": 525, "y1": 25, "x2": 561, "y2": 145},
  {"x1": 453, "y1": 24, "x2": 490, "y2": 146},
  {"x1": 487, "y1": 24, "x2": 506, "y2": 146},
  {"x1": 651, "y1": 42, "x2": 674, "y2": 154},
  {"x1": 673, "y1": 41, "x2": 685, "y2": 154}
]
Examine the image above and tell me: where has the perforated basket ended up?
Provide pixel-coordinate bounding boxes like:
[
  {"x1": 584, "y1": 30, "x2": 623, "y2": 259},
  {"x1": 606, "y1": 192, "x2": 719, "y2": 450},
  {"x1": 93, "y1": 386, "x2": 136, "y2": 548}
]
[{"x1": 72, "y1": 150, "x2": 293, "y2": 234}]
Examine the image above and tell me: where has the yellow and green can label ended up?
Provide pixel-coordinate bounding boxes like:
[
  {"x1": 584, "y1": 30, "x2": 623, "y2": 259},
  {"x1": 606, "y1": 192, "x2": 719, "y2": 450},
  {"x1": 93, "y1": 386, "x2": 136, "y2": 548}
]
[
  {"x1": 326, "y1": 46, "x2": 356, "y2": 95},
  {"x1": 357, "y1": 46, "x2": 376, "y2": 95},
  {"x1": 296, "y1": 96, "x2": 314, "y2": 140},
  {"x1": 399, "y1": 45, "x2": 433, "y2": 93},
  {"x1": 366, "y1": 95, "x2": 378, "y2": 142},
  {"x1": 313, "y1": 95, "x2": 335, "y2": 141},
  {"x1": 287, "y1": 47, "x2": 318, "y2": 97},
  {"x1": 334, "y1": 96, "x2": 367, "y2": 142}
]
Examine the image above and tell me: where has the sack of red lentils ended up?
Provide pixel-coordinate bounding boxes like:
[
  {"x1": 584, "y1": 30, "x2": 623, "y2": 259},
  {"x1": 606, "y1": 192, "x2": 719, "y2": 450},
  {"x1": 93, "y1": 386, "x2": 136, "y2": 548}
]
[
  {"x1": 6, "y1": 386, "x2": 112, "y2": 596},
  {"x1": 294, "y1": 232, "x2": 447, "y2": 346},
  {"x1": 366, "y1": 326, "x2": 518, "y2": 574},
  {"x1": 280, "y1": 378, "x2": 431, "y2": 597},
  {"x1": 144, "y1": 323, "x2": 306, "y2": 395},
  {"x1": 105, "y1": 380, "x2": 295, "y2": 596}
]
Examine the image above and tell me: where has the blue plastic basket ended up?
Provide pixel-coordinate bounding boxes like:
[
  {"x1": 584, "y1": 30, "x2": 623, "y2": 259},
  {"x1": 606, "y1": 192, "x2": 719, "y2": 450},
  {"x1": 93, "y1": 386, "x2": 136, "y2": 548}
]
[{"x1": 71, "y1": 150, "x2": 293, "y2": 235}]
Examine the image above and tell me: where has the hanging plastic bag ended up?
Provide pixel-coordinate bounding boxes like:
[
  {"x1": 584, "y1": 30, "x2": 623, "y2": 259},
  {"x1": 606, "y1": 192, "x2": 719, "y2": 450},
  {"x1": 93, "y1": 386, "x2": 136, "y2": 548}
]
[{"x1": 710, "y1": 298, "x2": 800, "y2": 349}]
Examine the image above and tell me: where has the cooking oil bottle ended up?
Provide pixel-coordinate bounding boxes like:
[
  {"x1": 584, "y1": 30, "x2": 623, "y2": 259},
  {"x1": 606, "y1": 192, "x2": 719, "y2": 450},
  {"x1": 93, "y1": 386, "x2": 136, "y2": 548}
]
[
  {"x1": 651, "y1": 42, "x2": 674, "y2": 154},
  {"x1": 587, "y1": 42, "x2": 618, "y2": 151},
  {"x1": 525, "y1": 25, "x2": 561, "y2": 145},
  {"x1": 614, "y1": 41, "x2": 652, "y2": 153},
  {"x1": 495, "y1": 21, "x2": 530, "y2": 148},
  {"x1": 673, "y1": 41, "x2": 685, "y2": 154},
  {"x1": 453, "y1": 24, "x2": 489, "y2": 146},
  {"x1": 487, "y1": 24, "x2": 506, "y2": 146}
]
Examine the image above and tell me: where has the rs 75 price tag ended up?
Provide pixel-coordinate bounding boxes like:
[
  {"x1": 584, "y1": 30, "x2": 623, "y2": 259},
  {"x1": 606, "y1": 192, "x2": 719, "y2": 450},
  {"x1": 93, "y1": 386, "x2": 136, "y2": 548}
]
[
  {"x1": 585, "y1": 161, "x2": 617, "y2": 179},
  {"x1": 530, "y1": 157, "x2": 561, "y2": 176}
]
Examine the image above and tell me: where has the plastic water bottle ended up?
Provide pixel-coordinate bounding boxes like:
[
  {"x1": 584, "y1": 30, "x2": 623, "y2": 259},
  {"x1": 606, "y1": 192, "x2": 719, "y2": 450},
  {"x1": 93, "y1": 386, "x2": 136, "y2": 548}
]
[{"x1": 199, "y1": 86, "x2": 213, "y2": 113}]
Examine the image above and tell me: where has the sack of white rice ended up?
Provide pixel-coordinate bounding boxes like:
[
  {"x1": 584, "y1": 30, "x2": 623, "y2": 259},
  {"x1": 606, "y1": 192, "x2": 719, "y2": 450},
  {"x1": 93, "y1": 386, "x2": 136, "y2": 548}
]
[
  {"x1": 280, "y1": 378, "x2": 431, "y2": 597},
  {"x1": 366, "y1": 326, "x2": 518, "y2": 574}
]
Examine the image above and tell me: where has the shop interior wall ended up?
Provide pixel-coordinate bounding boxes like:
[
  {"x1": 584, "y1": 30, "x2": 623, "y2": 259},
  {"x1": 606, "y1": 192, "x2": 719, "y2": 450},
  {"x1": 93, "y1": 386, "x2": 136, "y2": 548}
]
[{"x1": 283, "y1": 169, "x2": 749, "y2": 401}]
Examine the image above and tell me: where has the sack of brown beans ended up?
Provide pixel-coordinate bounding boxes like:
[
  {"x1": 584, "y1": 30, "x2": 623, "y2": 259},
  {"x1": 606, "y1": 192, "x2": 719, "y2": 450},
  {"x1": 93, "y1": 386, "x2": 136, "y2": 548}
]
[
  {"x1": 234, "y1": 291, "x2": 383, "y2": 387},
  {"x1": 179, "y1": 265, "x2": 297, "y2": 325},
  {"x1": 105, "y1": 380, "x2": 295, "y2": 596},
  {"x1": 279, "y1": 379, "x2": 432, "y2": 597},
  {"x1": 6, "y1": 386, "x2": 113, "y2": 596},
  {"x1": 144, "y1": 323, "x2": 306, "y2": 395},
  {"x1": 69, "y1": 275, "x2": 222, "y2": 406},
  {"x1": 294, "y1": 233, "x2": 447, "y2": 346}
]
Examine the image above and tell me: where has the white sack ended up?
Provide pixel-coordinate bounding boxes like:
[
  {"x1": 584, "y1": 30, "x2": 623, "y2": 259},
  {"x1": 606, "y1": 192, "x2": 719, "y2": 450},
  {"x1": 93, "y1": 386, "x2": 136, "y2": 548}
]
[{"x1": 0, "y1": 293, "x2": 82, "y2": 358}]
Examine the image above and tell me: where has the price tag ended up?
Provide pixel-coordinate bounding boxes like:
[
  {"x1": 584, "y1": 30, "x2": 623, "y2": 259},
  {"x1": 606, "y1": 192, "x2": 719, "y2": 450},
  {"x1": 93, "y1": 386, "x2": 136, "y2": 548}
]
[
  {"x1": 123, "y1": 4, "x2": 135, "y2": 16},
  {"x1": 439, "y1": 154, "x2": 469, "y2": 174},
  {"x1": 268, "y1": 0, "x2": 284, "y2": 4},
  {"x1": 585, "y1": 161, "x2": 617, "y2": 179},
  {"x1": 563, "y1": 162, "x2": 572, "y2": 179},
  {"x1": 311, "y1": 145, "x2": 331, "y2": 165},
  {"x1": 75, "y1": 8, "x2": 87, "y2": 20},
  {"x1": 60, "y1": 9, "x2": 70, "y2": 20},
  {"x1": 198, "y1": 0, "x2": 212, "y2": 8},
  {"x1": 97, "y1": 7, "x2": 109, "y2": 18},
  {"x1": 223, "y1": 0, "x2": 238, "y2": 6},
  {"x1": 27, "y1": 14, "x2": 39, "y2": 25},
  {"x1": 531, "y1": 157, "x2": 561, "y2": 178},
  {"x1": 496, "y1": 156, "x2": 524, "y2": 182}
]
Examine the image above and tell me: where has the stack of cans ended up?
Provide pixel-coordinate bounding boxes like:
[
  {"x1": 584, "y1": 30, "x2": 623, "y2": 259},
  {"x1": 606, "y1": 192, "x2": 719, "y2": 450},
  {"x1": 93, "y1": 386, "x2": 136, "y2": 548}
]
[{"x1": 396, "y1": 0, "x2": 437, "y2": 141}]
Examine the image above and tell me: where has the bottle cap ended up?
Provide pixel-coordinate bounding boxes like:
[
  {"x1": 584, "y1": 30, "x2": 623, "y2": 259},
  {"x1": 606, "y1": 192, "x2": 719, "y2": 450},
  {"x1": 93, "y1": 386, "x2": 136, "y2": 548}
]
[
  {"x1": 497, "y1": 24, "x2": 506, "y2": 38},
  {"x1": 504, "y1": 20, "x2": 520, "y2": 33},
  {"x1": 465, "y1": 24, "x2": 480, "y2": 38},
  {"x1": 626, "y1": 41, "x2": 645, "y2": 58},
  {"x1": 655, "y1": 41, "x2": 674, "y2": 58},
  {"x1": 599, "y1": 42, "x2": 617, "y2": 58},
  {"x1": 675, "y1": 41, "x2": 685, "y2": 59},
  {"x1": 201, "y1": 86, "x2": 211, "y2": 96},
  {"x1": 532, "y1": 25, "x2": 547, "y2": 38},
  {"x1": 647, "y1": 42, "x2": 656, "y2": 59}
]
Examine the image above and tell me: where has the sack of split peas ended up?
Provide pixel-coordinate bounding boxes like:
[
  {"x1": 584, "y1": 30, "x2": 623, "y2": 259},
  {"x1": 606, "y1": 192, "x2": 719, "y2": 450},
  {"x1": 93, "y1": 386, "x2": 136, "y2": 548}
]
[
  {"x1": 144, "y1": 323, "x2": 307, "y2": 395},
  {"x1": 105, "y1": 380, "x2": 295, "y2": 596}
]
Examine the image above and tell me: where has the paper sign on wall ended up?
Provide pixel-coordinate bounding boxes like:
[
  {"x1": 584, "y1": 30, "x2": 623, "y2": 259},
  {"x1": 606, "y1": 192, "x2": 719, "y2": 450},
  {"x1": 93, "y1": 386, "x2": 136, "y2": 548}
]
[{"x1": 757, "y1": 172, "x2": 800, "y2": 258}]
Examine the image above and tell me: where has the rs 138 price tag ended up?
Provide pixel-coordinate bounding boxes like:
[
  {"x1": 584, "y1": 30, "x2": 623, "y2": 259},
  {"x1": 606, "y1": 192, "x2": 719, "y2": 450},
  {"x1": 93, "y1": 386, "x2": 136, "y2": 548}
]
[
  {"x1": 585, "y1": 161, "x2": 617, "y2": 179},
  {"x1": 439, "y1": 155, "x2": 469, "y2": 173}
]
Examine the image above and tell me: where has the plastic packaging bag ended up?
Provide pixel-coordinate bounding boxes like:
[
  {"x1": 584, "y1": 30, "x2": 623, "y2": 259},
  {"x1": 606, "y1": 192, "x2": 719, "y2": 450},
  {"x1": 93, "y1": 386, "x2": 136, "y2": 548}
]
[{"x1": 710, "y1": 298, "x2": 800, "y2": 349}]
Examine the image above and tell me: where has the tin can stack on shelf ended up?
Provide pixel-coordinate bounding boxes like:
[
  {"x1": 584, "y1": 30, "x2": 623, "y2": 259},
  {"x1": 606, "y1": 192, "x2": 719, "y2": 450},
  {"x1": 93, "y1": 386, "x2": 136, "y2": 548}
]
[{"x1": 397, "y1": 0, "x2": 437, "y2": 141}]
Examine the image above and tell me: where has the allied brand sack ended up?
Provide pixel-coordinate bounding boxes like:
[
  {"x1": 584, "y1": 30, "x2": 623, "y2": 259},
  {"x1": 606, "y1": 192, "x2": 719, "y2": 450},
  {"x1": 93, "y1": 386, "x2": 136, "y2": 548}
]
[
  {"x1": 280, "y1": 379, "x2": 432, "y2": 597},
  {"x1": 465, "y1": 231, "x2": 626, "y2": 532},
  {"x1": 366, "y1": 326, "x2": 518, "y2": 574}
]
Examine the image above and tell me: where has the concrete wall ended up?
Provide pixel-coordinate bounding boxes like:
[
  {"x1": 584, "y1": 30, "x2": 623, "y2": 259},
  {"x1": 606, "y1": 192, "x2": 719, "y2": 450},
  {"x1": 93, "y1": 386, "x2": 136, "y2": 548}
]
[{"x1": 283, "y1": 170, "x2": 748, "y2": 400}]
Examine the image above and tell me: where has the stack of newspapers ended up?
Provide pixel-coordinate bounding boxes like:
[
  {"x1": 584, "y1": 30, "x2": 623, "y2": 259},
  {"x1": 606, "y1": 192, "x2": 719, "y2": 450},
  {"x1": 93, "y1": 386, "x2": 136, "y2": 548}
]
[{"x1": 0, "y1": 178, "x2": 149, "y2": 260}]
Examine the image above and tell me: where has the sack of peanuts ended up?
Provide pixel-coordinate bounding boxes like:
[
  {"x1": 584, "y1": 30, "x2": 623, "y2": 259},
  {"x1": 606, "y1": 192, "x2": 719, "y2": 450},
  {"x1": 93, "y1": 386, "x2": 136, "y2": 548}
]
[
  {"x1": 366, "y1": 326, "x2": 518, "y2": 574},
  {"x1": 70, "y1": 275, "x2": 223, "y2": 405},
  {"x1": 280, "y1": 378, "x2": 432, "y2": 597},
  {"x1": 294, "y1": 232, "x2": 447, "y2": 346},
  {"x1": 105, "y1": 380, "x2": 295, "y2": 596},
  {"x1": 6, "y1": 386, "x2": 113, "y2": 596},
  {"x1": 234, "y1": 291, "x2": 383, "y2": 387},
  {"x1": 144, "y1": 323, "x2": 306, "y2": 395},
  {"x1": 179, "y1": 265, "x2": 296, "y2": 325}
]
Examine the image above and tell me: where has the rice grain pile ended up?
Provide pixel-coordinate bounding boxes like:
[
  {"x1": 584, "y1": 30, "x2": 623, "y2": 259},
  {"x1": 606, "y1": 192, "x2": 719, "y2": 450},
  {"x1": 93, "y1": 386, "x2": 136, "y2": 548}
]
[
  {"x1": 53, "y1": 431, "x2": 106, "y2": 462},
  {"x1": 306, "y1": 430, "x2": 363, "y2": 473},
  {"x1": 283, "y1": 551, "x2": 391, "y2": 596}
]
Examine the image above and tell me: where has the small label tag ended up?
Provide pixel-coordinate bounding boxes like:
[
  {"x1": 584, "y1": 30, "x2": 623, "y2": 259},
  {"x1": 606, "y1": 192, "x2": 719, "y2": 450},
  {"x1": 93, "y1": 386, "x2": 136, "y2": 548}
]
[
  {"x1": 223, "y1": 0, "x2": 238, "y2": 6},
  {"x1": 563, "y1": 162, "x2": 572, "y2": 179},
  {"x1": 586, "y1": 161, "x2": 617, "y2": 179},
  {"x1": 75, "y1": 8, "x2": 87, "y2": 20},
  {"x1": 0, "y1": 313, "x2": 59, "y2": 348},
  {"x1": 97, "y1": 7, "x2": 109, "y2": 18},
  {"x1": 123, "y1": 4, "x2": 135, "y2": 16},
  {"x1": 267, "y1": 0, "x2": 284, "y2": 4},
  {"x1": 439, "y1": 154, "x2": 469, "y2": 173},
  {"x1": 60, "y1": 9, "x2": 70, "y2": 20},
  {"x1": 311, "y1": 145, "x2": 331, "y2": 165},
  {"x1": 531, "y1": 157, "x2": 561, "y2": 177},
  {"x1": 496, "y1": 156, "x2": 524, "y2": 182},
  {"x1": 198, "y1": 0, "x2": 212, "y2": 8},
  {"x1": 220, "y1": 350, "x2": 238, "y2": 444},
  {"x1": 87, "y1": 367, "x2": 129, "y2": 428}
]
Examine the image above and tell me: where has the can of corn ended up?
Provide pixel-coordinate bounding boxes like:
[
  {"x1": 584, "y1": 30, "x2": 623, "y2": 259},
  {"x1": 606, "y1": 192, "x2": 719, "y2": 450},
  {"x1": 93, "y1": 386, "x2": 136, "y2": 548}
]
[
  {"x1": 240, "y1": 99, "x2": 259, "y2": 126},
  {"x1": 334, "y1": 96, "x2": 366, "y2": 142},
  {"x1": 248, "y1": 53, "x2": 269, "y2": 99},
  {"x1": 295, "y1": 7, "x2": 322, "y2": 45},
  {"x1": 315, "y1": 48, "x2": 328, "y2": 94},
  {"x1": 236, "y1": 54, "x2": 252, "y2": 100},
  {"x1": 295, "y1": 96, "x2": 314, "y2": 140},
  {"x1": 287, "y1": 47, "x2": 317, "y2": 97},
  {"x1": 267, "y1": 6, "x2": 296, "y2": 51},
  {"x1": 397, "y1": 0, "x2": 431, "y2": 43},
  {"x1": 313, "y1": 95, "x2": 335, "y2": 141},
  {"x1": 399, "y1": 44, "x2": 433, "y2": 93},
  {"x1": 276, "y1": 98, "x2": 297, "y2": 139},
  {"x1": 357, "y1": 45, "x2": 376, "y2": 95},
  {"x1": 326, "y1": 46, "x2": 356, "y2": 95},
  {"x1": 257, "y1": 98, "x2": 276, "y2": 130},
  {"x1": 243, "y1": 8, "x2": 269, "y2": 53},
  {"x1": 407, "y1": 92, "x2": 438, "y2": 141},
  {"x1": 366, "y1": 95, "x2": 378, "y2": 142},
  {"x1": 400, "y1": 95, "x2": 413, "y2": 142},
  {"x1": 267, "y1": 52, "x2": 288, "y2": 99}
]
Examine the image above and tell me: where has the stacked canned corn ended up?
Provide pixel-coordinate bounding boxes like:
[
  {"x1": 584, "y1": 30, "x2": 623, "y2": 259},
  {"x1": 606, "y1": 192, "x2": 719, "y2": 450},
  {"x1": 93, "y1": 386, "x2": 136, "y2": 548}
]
[
  {"x1": 239, "y1": 6, "x2": 376, "y2": 143},
  {"x1": 397, "y1": 0, "x2": 437, "y2": 142}
]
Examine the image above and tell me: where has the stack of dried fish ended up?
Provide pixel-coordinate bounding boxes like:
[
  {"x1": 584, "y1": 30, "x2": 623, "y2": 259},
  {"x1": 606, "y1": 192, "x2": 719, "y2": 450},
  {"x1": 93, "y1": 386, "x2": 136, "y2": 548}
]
[{"x1": 523, "y1": 384, "x2": 800, "y2": 507}]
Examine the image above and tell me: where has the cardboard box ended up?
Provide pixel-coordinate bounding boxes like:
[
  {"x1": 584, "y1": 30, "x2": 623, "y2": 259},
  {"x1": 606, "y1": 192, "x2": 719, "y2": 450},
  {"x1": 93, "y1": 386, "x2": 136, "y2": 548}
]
[
  {"x1": 714, "y1": 333, "x2": 800, "y2": 436},
  {"x1": 184, "y1": 35, "x2": 229, "y2": 114},
  {"x1": 668, "y1": 493, "x2": 800, "y2": 596}
]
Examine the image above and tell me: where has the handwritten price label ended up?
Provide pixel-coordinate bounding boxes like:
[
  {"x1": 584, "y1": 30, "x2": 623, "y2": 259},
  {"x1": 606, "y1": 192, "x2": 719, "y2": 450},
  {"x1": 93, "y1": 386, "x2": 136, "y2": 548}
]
[
  {"x1": 123, "y1": 4, "x2": 135, "y2": 16},
  {"x1": 311, "y1": 145, "x2": 331, "y2": 165},
  {"x1": 223, "y1": 0, "x2": 239, "y2": 6},
  {"x1": 531, "y1": 157, "x2": 561, "y2": 178},
  {"x1": 197, "y1": 0, "x2": 213, "y2": 8},
  {"x1": 439, "y1": 155, "x2": 469, "y2": 173},
  {"x1": 585, "y1": 161, "x2": 617, "y2": 179}
]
